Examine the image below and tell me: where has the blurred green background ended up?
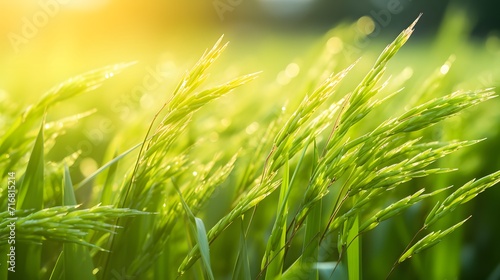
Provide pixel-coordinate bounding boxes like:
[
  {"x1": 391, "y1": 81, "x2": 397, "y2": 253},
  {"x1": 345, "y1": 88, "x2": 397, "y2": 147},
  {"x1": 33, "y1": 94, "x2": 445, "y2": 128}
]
[
  {"x1": 1, "y1": 0, "x2": 500, "y2": 99},
  {"x1": 1, "y1": 0, "x2": 499, "y2": 279}
]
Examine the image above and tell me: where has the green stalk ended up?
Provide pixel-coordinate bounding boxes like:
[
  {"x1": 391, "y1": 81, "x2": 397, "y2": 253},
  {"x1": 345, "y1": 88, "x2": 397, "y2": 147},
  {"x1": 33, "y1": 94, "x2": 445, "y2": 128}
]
[
  {"x1": 429, "y1": 120, "x2": 462, "y2": 280},
  {"x1": 302, "y1": 201, "x2": 321, "y2": 280},
  {"x1": 300, "y1": 140, "x2": 321, "y2": 280},
  {"x1": 347, "y1": 215, "x2": 361, "y2": 280},
  {"x1": 232, "y1": 218, "x2": 251, "y2": 280},
  {"x1": 263, "y1": 155, "x2": 290, "y2": 280}
]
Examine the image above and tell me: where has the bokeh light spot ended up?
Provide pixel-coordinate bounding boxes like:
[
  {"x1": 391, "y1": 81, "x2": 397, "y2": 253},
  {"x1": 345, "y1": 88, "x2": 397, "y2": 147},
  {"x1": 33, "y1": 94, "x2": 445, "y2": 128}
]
[
  {"x1": 440, "y1": 64, "x2": 450, "y2": 75},
  {"x1": 245, "y1": 122, "x2": 259, "y2": 135},
  {"x1": 285, "y1": 63, "x2": 300, "y2": 78},
  {"x1": 357, "y1": 16, "x2": 376, "y2": 35},
  {"x1": 327, "y1": 37, "x2": 344, "y2": 54},
  {"x1": 80, "y1": 157, "x2": 98, "y2": 178}
]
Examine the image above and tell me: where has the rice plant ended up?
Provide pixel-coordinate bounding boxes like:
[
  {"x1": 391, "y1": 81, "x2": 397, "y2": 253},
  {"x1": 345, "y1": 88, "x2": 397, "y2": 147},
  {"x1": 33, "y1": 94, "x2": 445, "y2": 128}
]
[{"x1": 1, "y1": 15, "x2": 499, "y2": 280}]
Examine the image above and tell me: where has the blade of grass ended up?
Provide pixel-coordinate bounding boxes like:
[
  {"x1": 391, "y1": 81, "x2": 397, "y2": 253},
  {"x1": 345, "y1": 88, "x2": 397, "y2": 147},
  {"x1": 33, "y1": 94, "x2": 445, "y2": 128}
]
[
  {"x1": 49, "y1": 253, "x2": 64, "y2": 280},
  {"x1": 99, "y1": 150, "x2": 120, "y2": 205},
  {"x1": 75, "y1": 142, "x2": 142, "y2": 190},
  {"x1": 302, "y1": 201, "x2": 321, "y2": 280},
  {"x1": 16, "y1": 121, "x2": 45, "y2": 280},
  {"x1": 262, "y1": 153, "x2": 290, "y2": 280},
  {"x1": 301, "y1": 141, "x2": 321, "y2": 280},
  {"x1": 232, "y1": 218, "x2": 252, "y2": 280},
  {"x1": 17, "y1": 122, "x2": 45, "y2": 210},
  {"x1": 62, "y1": 166, "x2": 96, "y2": 280},
  {"x1": 175, "y1": 185, "x2": 214, "y2": 280},
  {"x1": 50, "y1": 166, "x2": 96, "y2": 280},
  {"x1": 346, "y1": 216, "x2": 360, "y2": 280},
  {"x1": 280, "y1": 256, "x2": 314, "y2": 280}
]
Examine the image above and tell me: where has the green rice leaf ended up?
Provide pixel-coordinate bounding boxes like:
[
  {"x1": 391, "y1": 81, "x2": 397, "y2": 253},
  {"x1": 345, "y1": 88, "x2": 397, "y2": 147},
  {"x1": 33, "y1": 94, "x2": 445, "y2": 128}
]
[
  {"x1": 195, "y1": 218, "x2": 214, "y2": 280},
  {"x1": 16, "y1": 121, "x2": 45, "y2": 279},
  {"x1": 50, "y1": 166, "x2": 96, "y2": 280},
  {"x1": 18, "y1": 122, "x2": 45, "y2": 211},
  {"x1": 75, "y1": 142, "x2": 141, "y2": 190},
  {"x1": 263, "y1": 155, "x2": 290, "y2": 280},
  {"x1": 346, "y1": 216, "x2": 360, "y2": 280},
  {"x1": 175, "y1": 186, "x2": 214, "y2": 280},
  {"x1": 232, "y1": 219, "x2": 252, "y2": 280}
]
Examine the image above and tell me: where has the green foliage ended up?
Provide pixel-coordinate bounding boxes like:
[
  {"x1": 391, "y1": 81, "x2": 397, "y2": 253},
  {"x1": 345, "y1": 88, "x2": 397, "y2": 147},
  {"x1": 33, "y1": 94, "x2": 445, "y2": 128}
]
[
  {"x1": 1, "y1": 15, "x2": 499, "y2": 280},
  {"x1": 49, "y1": 166, "x2": 96, "y2": 280}
]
